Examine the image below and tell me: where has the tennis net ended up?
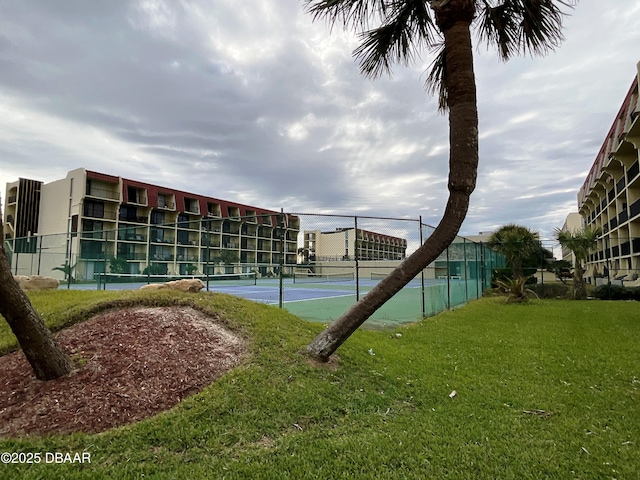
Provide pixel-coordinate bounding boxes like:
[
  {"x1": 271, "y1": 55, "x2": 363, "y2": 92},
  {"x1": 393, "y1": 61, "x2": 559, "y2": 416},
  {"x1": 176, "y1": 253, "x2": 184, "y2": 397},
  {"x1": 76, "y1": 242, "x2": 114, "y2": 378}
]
[
  {"x1": 97, "y1": 272, "x2": 257, "y2": 287},
  {"x1": 293, "y1": 272, "x2": 355, "y2": 283}
]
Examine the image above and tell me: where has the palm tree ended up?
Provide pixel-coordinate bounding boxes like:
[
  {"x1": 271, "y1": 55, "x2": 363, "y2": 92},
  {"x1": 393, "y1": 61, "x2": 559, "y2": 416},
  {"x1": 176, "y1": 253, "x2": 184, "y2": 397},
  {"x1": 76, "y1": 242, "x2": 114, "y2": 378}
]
[
  {"x1": 555, "y1": 226, "x2": 600, "y2": 299},
  {"x1": 487, "y1": 224, "x2": 540, "y2": 280},
  {"x1": 0, "y1": 199, "x2": 72, "y2": 380},
  {"x1": 305, "y1": 0, "x2": 575, "y2": 361}
]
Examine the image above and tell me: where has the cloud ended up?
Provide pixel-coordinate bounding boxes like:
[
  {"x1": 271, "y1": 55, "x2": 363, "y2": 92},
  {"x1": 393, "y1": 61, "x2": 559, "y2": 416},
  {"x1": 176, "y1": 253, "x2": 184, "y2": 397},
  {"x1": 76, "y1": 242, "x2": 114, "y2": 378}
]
[{"x1": 0, "y1": 0, "x2": 638, "y2": 249}]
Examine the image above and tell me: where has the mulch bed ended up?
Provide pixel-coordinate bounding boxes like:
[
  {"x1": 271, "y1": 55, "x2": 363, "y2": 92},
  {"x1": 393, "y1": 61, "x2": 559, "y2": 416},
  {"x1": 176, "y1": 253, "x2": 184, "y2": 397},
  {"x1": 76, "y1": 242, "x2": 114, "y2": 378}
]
[{"x1": 0, "y1": 306, "x2": 245, "y2": 437}]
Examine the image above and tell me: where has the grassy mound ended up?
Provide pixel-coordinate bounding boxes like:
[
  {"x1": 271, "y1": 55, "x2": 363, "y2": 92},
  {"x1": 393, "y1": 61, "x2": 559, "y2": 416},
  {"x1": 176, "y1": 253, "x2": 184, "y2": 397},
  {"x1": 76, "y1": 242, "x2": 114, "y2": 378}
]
[{"x1": 1, "y1": 291, "x2": 639, "y2": 479}]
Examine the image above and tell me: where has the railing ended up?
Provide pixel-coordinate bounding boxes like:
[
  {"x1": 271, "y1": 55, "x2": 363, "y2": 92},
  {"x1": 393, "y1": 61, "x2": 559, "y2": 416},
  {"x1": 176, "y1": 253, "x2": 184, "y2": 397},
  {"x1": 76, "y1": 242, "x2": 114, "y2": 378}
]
[
  {"x1": 619, "y1": 210, "x2": 628, "y2": 224},
  {"x1": 87, "y1": 187, "x2": 120, "y2": 201},
  {"x1": 84, "y1": 210, "x2": 117, "y2": 221},
  {"x1": 628, "y1": 161, "x2": 639, "y2": 181}
]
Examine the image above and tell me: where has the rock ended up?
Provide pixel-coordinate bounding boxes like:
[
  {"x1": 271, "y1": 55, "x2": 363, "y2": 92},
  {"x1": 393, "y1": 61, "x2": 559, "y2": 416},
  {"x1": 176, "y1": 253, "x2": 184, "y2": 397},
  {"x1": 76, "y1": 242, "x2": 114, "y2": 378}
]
[
  {"x1": 140, "y1": 279, "x2": 204, "y2": 293},
  {"x1": 14, "y1": 275, "x2": 60, "y2": 291}
]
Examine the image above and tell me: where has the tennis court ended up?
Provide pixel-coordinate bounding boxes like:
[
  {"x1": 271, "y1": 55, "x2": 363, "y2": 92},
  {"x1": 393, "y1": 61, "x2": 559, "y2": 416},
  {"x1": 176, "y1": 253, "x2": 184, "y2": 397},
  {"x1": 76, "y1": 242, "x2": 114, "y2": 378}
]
[{"x1": 66, "y1": 271, "x2": 462, "y2": 327}]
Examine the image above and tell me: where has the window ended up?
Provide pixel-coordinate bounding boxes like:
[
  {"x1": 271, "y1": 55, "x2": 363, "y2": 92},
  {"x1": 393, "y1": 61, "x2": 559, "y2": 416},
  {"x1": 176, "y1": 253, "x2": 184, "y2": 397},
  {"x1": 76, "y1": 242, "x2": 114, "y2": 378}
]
[
  {"x1": 83, "y1": 200, "x2": 104, "y2": 218},
  {"x1": 151, "y1": 211, "x2": 165, "y2": 225}
]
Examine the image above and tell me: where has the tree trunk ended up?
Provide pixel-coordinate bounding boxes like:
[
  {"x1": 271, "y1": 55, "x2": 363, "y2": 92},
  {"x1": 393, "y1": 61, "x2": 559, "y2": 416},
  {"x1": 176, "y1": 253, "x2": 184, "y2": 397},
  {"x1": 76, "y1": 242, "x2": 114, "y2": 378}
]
[
  {"x1": 572, "y1": 262, "x2": 587, "y2": 300},
  {"x1": 307, "y1": 3, "x2": 478, "y2": 361},
  {"x1": 0, "y1": 214, "x2": 72, "y2": 380}
]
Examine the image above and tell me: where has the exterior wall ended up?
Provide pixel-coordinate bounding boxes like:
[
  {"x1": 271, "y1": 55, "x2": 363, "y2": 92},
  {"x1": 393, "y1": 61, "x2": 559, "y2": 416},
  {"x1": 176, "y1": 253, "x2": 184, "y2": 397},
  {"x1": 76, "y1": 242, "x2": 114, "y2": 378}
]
[
  {"x1": 3, "y1": 169, "x2": 300, "y2": 281},
  {"x1": 577, "y1": 62, "x2": 640, "y2": 285},
  {"x1": 559, "y1": 212, "x2": 583, "y2": 265}
]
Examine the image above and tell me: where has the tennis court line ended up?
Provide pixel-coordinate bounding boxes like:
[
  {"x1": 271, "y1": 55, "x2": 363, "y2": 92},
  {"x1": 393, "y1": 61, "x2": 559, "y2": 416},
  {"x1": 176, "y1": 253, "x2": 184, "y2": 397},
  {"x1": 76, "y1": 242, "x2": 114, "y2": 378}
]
[{"x1": 281, "y1": 292, "x2": 356, "y2": 304}]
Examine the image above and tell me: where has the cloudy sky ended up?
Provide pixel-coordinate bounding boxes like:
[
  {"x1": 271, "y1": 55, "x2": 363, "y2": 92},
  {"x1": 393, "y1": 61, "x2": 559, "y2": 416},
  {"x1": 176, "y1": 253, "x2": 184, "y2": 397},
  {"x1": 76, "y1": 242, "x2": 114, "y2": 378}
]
[{"x1": 1, "y1": 0, "x2": 639, "y2": 249}]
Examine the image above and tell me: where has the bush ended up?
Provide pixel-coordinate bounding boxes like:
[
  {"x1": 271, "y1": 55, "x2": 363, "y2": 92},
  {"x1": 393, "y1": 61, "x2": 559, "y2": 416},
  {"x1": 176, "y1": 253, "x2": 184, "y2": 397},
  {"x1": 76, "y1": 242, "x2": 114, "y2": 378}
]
[
  {"x1": 592, "y1": 284, "x2": 640, "y2": 301},
  {"x1": 529, "y1": 283, "x2": 570, "y2": 299}
]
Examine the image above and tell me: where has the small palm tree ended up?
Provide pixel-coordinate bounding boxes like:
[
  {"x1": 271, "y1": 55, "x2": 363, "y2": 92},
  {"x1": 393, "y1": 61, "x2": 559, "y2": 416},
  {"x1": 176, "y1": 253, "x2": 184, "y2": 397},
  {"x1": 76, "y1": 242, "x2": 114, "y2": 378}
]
[
  {"x1": 305, "y1": 0, "x2": 576, "y2": 361},
  {"x1": 554, "y1": 226, "x2": 601, "y2": 299},
  {"x1": 488, "y1": 224, "x2": 540, "y2": 280}
]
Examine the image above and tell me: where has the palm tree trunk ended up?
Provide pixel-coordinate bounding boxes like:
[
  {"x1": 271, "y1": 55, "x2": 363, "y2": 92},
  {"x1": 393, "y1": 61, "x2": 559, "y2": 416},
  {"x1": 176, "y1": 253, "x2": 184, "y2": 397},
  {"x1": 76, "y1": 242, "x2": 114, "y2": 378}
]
[
  {"x1": 0, "y1": 218, "x2": 72, "y2": 380},
  {"x1": 573, "y1": 262, "x2": 587, "y2": 300},
  {"x1": 307, "y1": 5, "x2": 478, "y2": 361}
]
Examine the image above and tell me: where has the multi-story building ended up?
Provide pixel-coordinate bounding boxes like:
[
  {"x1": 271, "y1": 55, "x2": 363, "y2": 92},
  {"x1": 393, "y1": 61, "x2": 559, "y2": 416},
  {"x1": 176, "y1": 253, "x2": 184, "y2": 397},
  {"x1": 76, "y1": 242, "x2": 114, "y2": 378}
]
[
  {"x1": 3, "y1": 168, "x2": 299, "y2": 280},
  {"x1": 303, "y1": 228, "x2": 407, "y2": 262},
  {"x1": 577, "y1": 62, "x2": 640, "y2": 285}
]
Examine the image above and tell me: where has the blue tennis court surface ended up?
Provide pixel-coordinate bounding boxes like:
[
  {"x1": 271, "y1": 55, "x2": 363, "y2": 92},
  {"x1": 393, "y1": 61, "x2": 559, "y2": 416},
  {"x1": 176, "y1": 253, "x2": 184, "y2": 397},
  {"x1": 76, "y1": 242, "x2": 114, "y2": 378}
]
[{"x1": 67, "y1": 276, "x2": 443, "y2": 307}]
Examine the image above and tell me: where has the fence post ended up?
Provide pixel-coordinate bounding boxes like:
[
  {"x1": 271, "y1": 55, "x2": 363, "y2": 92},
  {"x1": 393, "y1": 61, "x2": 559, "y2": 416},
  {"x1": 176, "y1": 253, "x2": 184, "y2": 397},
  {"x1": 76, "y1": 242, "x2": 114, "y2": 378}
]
[
  {"x1": 205, "y1": 220, "x2": 211, "y2": 291},
  {"x1": 446, "y1": 245, "x2": 451, "y2": 309},
  {"x1": 475, "y1": 242, "x2": 480, "y2": 299},
  {"x1": 279, "y1": 209, "x2": 285, "y2": 309},
  {"x1": 419, "y1": 217, "x2": 426, "y2": 318},
  {"x1": 354, "y1": 216, "x2": 360, "y2": 301},
  {"x1": 463, "y1": 238, "x2": 468, "y2": 302}
]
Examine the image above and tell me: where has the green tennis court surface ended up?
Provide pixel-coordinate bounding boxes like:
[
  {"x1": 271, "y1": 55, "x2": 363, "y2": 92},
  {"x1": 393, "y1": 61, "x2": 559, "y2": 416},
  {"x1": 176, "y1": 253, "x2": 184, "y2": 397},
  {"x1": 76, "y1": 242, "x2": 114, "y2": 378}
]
[{"x1": 69, "y1": 274, "x2": 468, "y2": 327}]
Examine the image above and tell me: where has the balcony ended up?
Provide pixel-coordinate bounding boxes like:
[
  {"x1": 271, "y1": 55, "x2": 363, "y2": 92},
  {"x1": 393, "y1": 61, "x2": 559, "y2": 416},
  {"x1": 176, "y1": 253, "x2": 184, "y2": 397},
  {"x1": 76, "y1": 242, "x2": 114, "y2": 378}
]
[
  {"x1": 619, "y1": 210, "x2": 628, "y2": 224},
  {"x1": 86, "y1": 187, "x2": 120, "y2": 201},
  {"x1": 631, "y1": 199, "x2": 640, "y2": 219},
  {"x1": 628, "y1": 161, "x2": 639, "y2": 182},
  {"x1": 118, "y1": 233, "x2": 147, "y2": 243},
  {"x1": 81, "y1": 230, "x2": 115, "y2": 241},
  {"x1": 84, "y1": 210, "x2": 117, "y2": 221},
  {"x1": 621, "y1": 241, "x2": 631, "y2": 256},
  {"x1": 616, "y1": 176, "x2": 626, "y2": 194}
]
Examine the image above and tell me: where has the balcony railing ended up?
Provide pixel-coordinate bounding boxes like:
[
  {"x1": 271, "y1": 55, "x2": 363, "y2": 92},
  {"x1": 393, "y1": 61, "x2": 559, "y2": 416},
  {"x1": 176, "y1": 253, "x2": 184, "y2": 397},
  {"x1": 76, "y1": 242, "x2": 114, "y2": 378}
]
[
  {"x1": 128, "y1": 195, "x2": 148, "y2": 205},
  {"x1": 87, "y1": 187, "x2": 120, "y2": 201},
  {"x1": 621, "y1": 242, "x2": 631, "y2": 256},
  {"x1": 628, "y1": 161, "x2": 639, "y2": 181},
  {"x1": 81, "y1": 231, "x2": 116, "y2": 241},
  {"x1": 619, "y1": 210, "x2": 628, "y2": 224},
  {"x1": 118, "y1": 233, "x2": 147, "y2": 242},
  {"x1": 84, "y1": 210, "x2": 117, "y2": 221}
]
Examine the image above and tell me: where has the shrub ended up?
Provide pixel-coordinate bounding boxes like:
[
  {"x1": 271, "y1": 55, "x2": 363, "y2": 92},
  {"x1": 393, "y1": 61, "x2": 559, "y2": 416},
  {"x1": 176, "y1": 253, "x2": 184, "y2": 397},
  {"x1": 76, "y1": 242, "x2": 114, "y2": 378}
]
[
  {"x1": 592, "y1": 284, "x2": 640, "y2": 301},
  {"x1": 529, "y1": 283, "x2": 570, "y2": 299}
]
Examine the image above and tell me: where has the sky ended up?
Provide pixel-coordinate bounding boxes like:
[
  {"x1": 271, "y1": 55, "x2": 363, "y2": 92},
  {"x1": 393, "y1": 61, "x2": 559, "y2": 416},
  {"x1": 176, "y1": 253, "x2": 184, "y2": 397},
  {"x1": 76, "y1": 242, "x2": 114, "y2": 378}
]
[{"x1": 0, "y1": 0, "x2": 639, "y2": 251}]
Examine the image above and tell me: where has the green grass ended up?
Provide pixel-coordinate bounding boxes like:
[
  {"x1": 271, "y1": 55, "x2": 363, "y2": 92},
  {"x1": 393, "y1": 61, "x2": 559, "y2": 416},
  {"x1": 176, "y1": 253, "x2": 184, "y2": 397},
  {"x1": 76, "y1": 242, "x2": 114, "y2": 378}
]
[{"x1": 1, "y1": 293, "x2": 639, "y2": 479}]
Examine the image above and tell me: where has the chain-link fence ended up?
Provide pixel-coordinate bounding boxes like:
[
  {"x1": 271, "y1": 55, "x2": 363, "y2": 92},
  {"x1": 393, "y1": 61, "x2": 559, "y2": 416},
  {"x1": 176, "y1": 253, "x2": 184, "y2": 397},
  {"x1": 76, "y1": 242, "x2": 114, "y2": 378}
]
[{"x1": 3, "y1": 212, "x2": 505, "y2": 326}]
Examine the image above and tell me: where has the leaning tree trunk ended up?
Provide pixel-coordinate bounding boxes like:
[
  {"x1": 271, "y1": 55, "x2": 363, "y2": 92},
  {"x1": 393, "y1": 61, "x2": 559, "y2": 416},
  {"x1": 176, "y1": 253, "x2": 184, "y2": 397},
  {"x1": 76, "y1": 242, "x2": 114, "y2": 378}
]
[
  {"x1": 0, "y1": 214, "x2": 72, "y2": 380},
  {"x1": 308, "y1": 1, "x2": 478, "y2": 361}
]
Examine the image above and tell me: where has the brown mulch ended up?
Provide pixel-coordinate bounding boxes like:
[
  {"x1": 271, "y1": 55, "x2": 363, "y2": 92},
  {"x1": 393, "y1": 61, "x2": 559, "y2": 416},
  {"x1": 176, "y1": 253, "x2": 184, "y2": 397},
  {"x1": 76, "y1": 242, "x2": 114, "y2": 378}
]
[{"x1": 0, "y1": 306, "x2": 246, "y2": 438}]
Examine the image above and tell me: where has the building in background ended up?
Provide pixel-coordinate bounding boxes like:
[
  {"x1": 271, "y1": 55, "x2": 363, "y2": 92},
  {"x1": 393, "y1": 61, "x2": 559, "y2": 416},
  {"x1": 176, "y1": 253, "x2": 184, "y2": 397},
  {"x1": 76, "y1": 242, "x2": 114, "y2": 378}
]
[
  {"x1": 559, "y1": 212, "x2": 583, "y2": 266},
  {"x1": 303, "y1": 228, "x2": 407, "y2": 262},
  {"x1": 577, "y1": 61, "x2": 640, "y2": 285},
  {"x1": 3, "y1": 168, "x2": 299, "y2": 280}
]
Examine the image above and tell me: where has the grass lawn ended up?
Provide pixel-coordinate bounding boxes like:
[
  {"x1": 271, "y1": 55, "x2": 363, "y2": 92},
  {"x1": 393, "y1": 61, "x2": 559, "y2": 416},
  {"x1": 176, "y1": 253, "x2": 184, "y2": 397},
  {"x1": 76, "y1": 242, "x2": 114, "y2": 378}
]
[{"x1": 1, "y1": 291, "x2": 639, "y2": 479}]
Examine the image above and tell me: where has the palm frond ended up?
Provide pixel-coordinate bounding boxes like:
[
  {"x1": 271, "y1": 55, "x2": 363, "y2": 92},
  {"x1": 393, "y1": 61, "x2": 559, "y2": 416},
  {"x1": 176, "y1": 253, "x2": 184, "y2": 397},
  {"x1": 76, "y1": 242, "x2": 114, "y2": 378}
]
[
  {"x1": 353, "y1": 0, "x2": 439, "y2": 78},
  {"x1": 477, "y1": 1, "x2": 521, "y2": 60},
  {"x1": 476, "y1": 0, "x2": 576, "y2": 60},
  {"x1": 424, "y1": 43, "x2": 448, "y2": 112},
  {"x1": 304, "y1": 0, "x2": 389, "y2": 31}
]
